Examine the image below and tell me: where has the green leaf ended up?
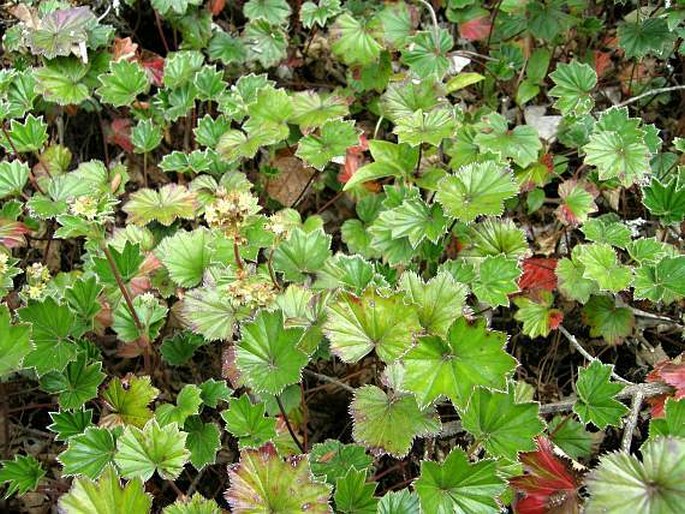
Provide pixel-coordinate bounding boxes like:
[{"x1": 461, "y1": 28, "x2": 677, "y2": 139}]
[
  {"x1": 59, "y1": 427, "x2": 117, "y2": 479},
  {"x1": 58, "y1": 465, "x2": 152, "y2": 514},
  {"x1": 634, "y1": 255, "x2": 685, "y2": 304},
  {"x1": 626, "y1": 238, "x2": 676, "y2": 266},
  {"x1": 471, "y1": 255, "x2": 521, "y2": 307},
  {"x1": 225, "y1": 444, "x2": 332, "y2": 512},
  {"x1": 401, "y1": 29, "x2": 453, "y2": 80},
  {"x1": 0, "y1": 455, "x2": 45, "y2": 499},
  {"x1": 394, "y1": 107, "x2": 456, "y2": 147},
  {"x1": 156, "y1": 229, "x2": 214, "y2": 288},
  {"x1": 0, "y1": 303, "x2": 32, "y2": 377},
  {"x1": 401, "y1": 318, "x2": 517, "y2": 409},
  {"x1": 198, "y1": 379, "x2": 231, "y2": 408},
  {"x1": 163, "y1": 494, "x2": 221, "y2": 514},
  {"x1": 576, "y1": 243, "x2": 632, "y2": 292},
  {"x1": 93, "y1": 242, "x2": 144, "y2": 286},
  {"x1": 273, "y1": 228, "x2": 332, "y2": 282},
  {"x1": 194, "y1": 65, "x2": 227, "y2": 101},
  {"x1": 159, "y1": 150, "x2": 214, "y2": 174},
  {"x1": 244, "y1": 0, "x2": 291, "y2": 24},
  {"x1": 163, "y1": 50, "x2": 204, "y2": 89},
  {"x1": 160, "y1": 332, "x2": 206, "y2": 366},
  {"x1": 236, "y1": 310, "x2": 309, "y2": 395},
  {"x1": 19, "y1": 297, "x2": 77, "y2": 375},
  {"x1": 331, "y1": 13, "x2": 381, "y2": 66},
  {"x1": 243, "y1": 20, "x2": 288, "y2": 68},
  {"x1": 585, "y1": 437, "x2": 685, "y2": 513},
  {"x1": 557, "y1": 180, "x2": 598, "y2": 225},
  {"x1": 460, "y1": 387, "x2": 544, "y2": 459},
  {"x1": 310, "y1": 440, "x2": 373, "y2": 485},
  {"x1": 350, "y1": 385, "x2": 441, "y2": 458},
  {"x1": 34, "y1": 57, "x2": 90, "y2": 106},
  {"x1": 156, "y1": 385, "x2": 203, "y2": 427},
  {"x1": 194, "y1": 114, "x2": 231, "y2": 148},
  {"x1": 101, "y1": 375, "x2": 159, "y2": 428},
  {"x1": 222, "y1": 394, "x2": 277, "y2": 449},
  {"x1": 96, "y1": 60, "x2": 149, "y2": 107},
  {"x1": 436, "y1": 162, "x2": 518, "y2": 222},
  {"x1": 414, "y1": 447, "x2": 505, "y2": 514},
  {"x1": 573, "y1": 360, "x2": 628, "y2": 429},
  {"x1": 184, "y1": 416, "x2": 220, "y2": 470},
  {"x1": 64, "y1": 276, "x2": 102, "y2": 333},
  {"x1": 343, "y1": 141, "x2": 419, "y2": 191},
  {"x1": 290, "y1": 91, "x2": 349, "y2": 130},
  {"x1": 547, "y1": 415, "x2": 594, "y2": 460},
  {"x1": 124, "y1": 184, "x2": 197, "y2": 227},
  {"x1": 112, "y1": 293, "x2": 168, "y2": 343},
  {"x1": 296, "y1": 120, "x2": 359, "y2": 170},
  {"x1": 114, "y1": 419, "x2": 190, "y2": 481},
  {"x1": 26, "y1": 6, "x2": 96, "y2": 59},
  {"x1": 556, "y1": 247, "x2": 599, "y2": 303},
  {"x1": 48, "y1": 408, "x2": 93, "y2": 441},
  {"x1": 582, "y1": 295, "x2": 634, "y2": 344},
  {"x1": 650, "y1": 399, "x2": 685, "y2": 439},
  {"x1": 300, "y1": 0, "x2": 342, "y2": 28},
  {"x1": 549, "y1": 60, "x2": 597, "y2": 116},
  {"x1": 581, "y1": 215, "x2": 632, "y2": 248},
  {"x1": 474, "y1": 113, "x2": 543, "y2": 168},
  {"x1": 460, "y1": 218, "x2": 529, "y2": 259},
  {"x1": 41, "y1": 355, "x2": 105, "y2": 410},
  {"x1": 643, "y1": 176, "x2": 685, "y2": 224},
  {"x1": 0, "y1": 114, "x2": 48, "y2": 153},
  {"x1": 446, "y1": 72, "x2": 485, "y2": 93},
  {"x1": 514, "y1": 291, "x2": 564, "y2": 339},
  {"x1": 377, "y1": 490, "x2": 420, "y2": 514},
  {"x1": 0, "y1": 160, "x2": 29, "y2": 199},
  {"x1": 400, "y1": 271, "x2": 467, "y2": 337},
  {"x1": 385, "y1": 198, "x2": 448, "y2": 248},
  {"x1": 152, "y1": 0, "x2": 202, "y2": 16},
  {"x1": 334, "y1": 467, "x2": 377, "y2": 514},
  {"x1": 618, "y1": 18, "x2": 675, "y2": 59},
  {"x1": 324, "y1": 288, "x2": 421, "y2": 364},
  {"x1": 181, "y1": 284, "x2": 235, "y2": 341},
  {"x1": 131, "y1": 119, "x2": 163, "y2": 154}
]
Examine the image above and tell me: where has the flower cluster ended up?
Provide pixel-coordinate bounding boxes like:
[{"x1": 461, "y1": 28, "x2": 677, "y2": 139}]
[
  {"x1": 224, "y1": 273, "x2": 276, "y2": 311},
  {"x1": 23, "y1": 263, "x2": 51, "y2": 300},
  {"x1": 205, "y1": 189, "x2": 261, "y2": 240}
]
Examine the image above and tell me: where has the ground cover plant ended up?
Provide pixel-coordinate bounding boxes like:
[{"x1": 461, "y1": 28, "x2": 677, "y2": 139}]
[{"x1": 0, "y1": 0, "x2": 684, "y2": 511}]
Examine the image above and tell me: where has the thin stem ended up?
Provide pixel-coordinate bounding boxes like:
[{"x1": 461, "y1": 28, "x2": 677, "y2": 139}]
[
  {"x1": 233, "y1": 239, "x2": 244, "y2": 272},
  {"x1": 275, "y1": 394, "x2": 305, "y2": 453},
  {"x1": 267, "y1": 249, "x2": 281, "y2": 291},
  {"x1": 303, "y1": 369, "x2": 355, "y2": 393},
  {"x1": 143, "y1": 151, "x2": 148, "y2": 188},
  {"x1": 611, "y1": 84, "x2": 685, "y2": 109},
  {"x1": 102, "y1": 243, "x2": 150, "y2": 372},
  {"x1": 415, "y1": 0, "x2": 440, "y2": 39},
  {"x1": 558, "y1": 325, "x2": 633, "y2": 385},
  {"x1": 154, "y1": 10, "x2": 171, "y2": 54},
  {"x1": 291, "y1": 170, "x2": 319, "y2": 208},
  {"x1": 621, "y1": 386, "x2": 645, "y2": 453}
]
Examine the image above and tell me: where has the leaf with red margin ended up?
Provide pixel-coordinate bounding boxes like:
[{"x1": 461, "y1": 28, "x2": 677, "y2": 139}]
[
  {"x1": 112, "y1": 37, "x2": 138, "y2": 62},
  {"x1": 140, "y1": 53, "x2": 165, "y2": 87},
  {"x1": 459, "y1": 16, "x2": 492, "y2": 42},
  {"x1": 338, "y1": 133, "x2": 369, "y2": 185},
  {"x1": 510, "y1": 437, "x2": 581, "y2": 514},
  {"x1": 209, "y1": 0, "x2": 226, "y2": 16},
  {"x1": 0, "y1": 219, "x2": 29, "y2": 248},
  {"x1": 225, "y1": 443, "x2": 332, "y2": 513},
  {"x1": 518, "y1": 257, "x2": 558, "y2": 292},
  {"x1": 647, "y1": 353, "x2": 685, "y2": 417}
]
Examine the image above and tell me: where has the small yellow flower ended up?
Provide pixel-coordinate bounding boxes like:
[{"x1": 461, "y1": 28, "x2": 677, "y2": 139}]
[
  {"x1": 70, "y1": 196, "x2": 99, "y2": 220},
  {"x1": 27, "y1": 284, "x2": 46, "y2": 300},
  {"x1": 0, "y1": 253, "x2": 8, "y2": 276}
]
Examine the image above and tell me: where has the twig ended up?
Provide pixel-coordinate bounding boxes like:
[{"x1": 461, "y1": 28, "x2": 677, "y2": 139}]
[
  {"x1": 102, "y1": 243, "x2": 151, "y2": 373},
  {"x1": 275, "y1": 394, "x2": 305, "y2": 453},
  {"x1": 558, "y1": 325, "x2": 633, "y2": 385},
  {"x1": 610, "y1": 84, "x2": 685, "y2": 109},
  {"x1": 303, "y1": 369, "x2": 355, "y2": 393},
  {"x1": 621, "y1": 386, "x2": 645, "y2": 453}
]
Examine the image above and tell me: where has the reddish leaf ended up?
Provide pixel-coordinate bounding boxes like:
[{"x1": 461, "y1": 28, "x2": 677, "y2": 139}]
[
  {"x1": 510, "y1": 437, "x2": 580, "y2": 514},
  {"x1": 0, "y1": 219, "x2": 30, "y2": 249},
  {"x1": 140, "y1": 53, "x2": 165, "y2": 87},
  {"x1": 518, "y1": 257, "x2": 558, "y2": 292},
  {"x1": 208, "y1": 0, "x2": 226, "y2": 16},
  {"x1": 337, "y1": 133, "x2": 369, "y2": 185},
  {"x1": 593, "y1": 50, "x2": 612, "y2": 78},
  {"x1": 647, "y1": 353, "x2": 685, "y2": 417},
  {"x1": 107, "y1": 118, "x2": 133, "y2": 153},
  {"x1": 459, "y1": 16, "x2": 492, "y2": 42},
  {"x1": 112, "y1": 37, "x2": 138, "y2": 62},
  {"x1": 548, "y1": 311, "x2": 564, "y2": 330}
]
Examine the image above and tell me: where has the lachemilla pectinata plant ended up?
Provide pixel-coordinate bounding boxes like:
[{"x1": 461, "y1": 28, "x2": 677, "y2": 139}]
[{"x1": 0, "y1": 0, "x2": 684, "y2": 511}]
